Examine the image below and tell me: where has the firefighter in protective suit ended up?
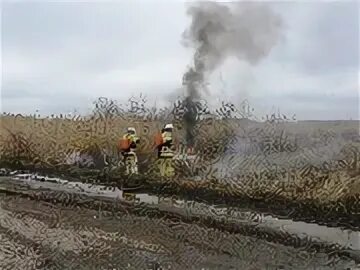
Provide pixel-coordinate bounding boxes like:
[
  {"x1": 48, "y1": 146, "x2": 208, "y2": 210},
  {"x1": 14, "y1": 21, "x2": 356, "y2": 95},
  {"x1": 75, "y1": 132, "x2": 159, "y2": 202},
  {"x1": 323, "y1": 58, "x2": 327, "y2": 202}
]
[
  {"x1": 120, "y1": 127, "x2": 140, "y2": 175},
  {"x1": 157, "y1": 123, "x2": 175, "y2": 177}
]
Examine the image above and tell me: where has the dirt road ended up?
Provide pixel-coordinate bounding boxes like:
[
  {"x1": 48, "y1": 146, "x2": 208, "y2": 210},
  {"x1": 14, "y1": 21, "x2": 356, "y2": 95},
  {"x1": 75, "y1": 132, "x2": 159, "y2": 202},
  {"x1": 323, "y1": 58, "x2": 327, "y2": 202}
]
[{"x1": 0, "y1": 191, "x2": 359, "y2": 269}]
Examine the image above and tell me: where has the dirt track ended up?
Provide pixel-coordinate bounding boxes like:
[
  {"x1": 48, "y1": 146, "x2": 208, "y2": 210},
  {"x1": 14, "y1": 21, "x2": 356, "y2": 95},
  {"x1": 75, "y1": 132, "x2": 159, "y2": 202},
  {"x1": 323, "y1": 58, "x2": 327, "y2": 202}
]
[{"x1": 0, "y1": 190, "x2": 359, "y2": 270}]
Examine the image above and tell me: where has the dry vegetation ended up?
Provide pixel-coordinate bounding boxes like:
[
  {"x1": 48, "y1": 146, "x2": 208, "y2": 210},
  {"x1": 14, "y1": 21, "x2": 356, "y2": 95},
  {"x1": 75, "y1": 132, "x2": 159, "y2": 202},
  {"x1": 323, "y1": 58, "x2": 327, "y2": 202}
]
[
  {"x1": 0, "y1": 96, "x2": 237, "y2": 170},
  {"x1": 0, "y1": 96, "x2": 359, "y2": 208}
]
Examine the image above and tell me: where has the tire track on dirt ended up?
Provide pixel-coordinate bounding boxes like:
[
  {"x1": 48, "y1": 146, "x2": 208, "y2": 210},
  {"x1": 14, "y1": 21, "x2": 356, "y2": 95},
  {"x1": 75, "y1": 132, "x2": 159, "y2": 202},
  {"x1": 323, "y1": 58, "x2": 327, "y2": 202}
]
[{"x1": 1, "y1": 194, "x2": 358, "y2": 270}]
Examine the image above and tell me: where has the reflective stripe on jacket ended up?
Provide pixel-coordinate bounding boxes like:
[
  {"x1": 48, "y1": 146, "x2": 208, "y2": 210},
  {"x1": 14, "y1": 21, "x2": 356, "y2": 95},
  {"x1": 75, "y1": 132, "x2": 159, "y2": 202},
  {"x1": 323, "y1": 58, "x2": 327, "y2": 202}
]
[{"x1": 159, "y1": 132, "x2": 174, "y2": 158}]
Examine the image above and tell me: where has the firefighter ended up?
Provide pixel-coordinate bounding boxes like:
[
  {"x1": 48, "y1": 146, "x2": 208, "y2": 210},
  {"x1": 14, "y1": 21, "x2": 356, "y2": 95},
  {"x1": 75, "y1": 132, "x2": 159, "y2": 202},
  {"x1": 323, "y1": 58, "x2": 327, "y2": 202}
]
[
  {"x1": 157, "y1": 123, "x2": 175, "y2": 177},
  {"x1": 120, "y1": 127, "x2": 140, "y2": 175}
]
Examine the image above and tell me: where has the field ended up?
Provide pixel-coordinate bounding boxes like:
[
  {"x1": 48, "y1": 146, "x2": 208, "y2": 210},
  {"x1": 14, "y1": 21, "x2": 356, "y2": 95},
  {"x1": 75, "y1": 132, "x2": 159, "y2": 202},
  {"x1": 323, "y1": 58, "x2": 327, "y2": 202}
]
[{"x1": 0, "y1": 97, "x2": 359, "y2": 215}]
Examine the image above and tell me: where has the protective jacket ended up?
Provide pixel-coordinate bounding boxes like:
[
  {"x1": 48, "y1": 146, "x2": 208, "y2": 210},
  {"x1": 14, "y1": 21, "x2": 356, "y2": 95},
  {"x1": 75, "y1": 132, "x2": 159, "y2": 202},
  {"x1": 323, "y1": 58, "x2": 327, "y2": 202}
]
[{"x1": 158, "y1": 131, "x2": 174, "y2": 158}]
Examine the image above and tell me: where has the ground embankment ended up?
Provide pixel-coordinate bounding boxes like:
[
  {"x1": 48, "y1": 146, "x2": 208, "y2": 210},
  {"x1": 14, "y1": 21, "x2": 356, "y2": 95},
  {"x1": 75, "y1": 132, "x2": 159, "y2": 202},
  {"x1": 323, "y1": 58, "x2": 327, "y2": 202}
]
[{"x1": 1, "y1": 165, "x2": 360, "y2": 233}]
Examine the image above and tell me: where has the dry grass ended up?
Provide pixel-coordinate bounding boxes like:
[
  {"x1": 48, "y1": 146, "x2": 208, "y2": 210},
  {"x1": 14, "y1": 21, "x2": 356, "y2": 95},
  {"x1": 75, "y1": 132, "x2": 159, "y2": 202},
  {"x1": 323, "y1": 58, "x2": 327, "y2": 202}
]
[
  {"x1": 0, "y1": 114, "x2": 163, "y2": 164},
  {"x1": 0, "y1": 104, "x2": 359, "y2": 206},
  {"x1": 150, "y1": 165, "x2": 360, "y2": 205},
  {"x1": 0, "y1": 110, "x2": 236, "y2": 166}
]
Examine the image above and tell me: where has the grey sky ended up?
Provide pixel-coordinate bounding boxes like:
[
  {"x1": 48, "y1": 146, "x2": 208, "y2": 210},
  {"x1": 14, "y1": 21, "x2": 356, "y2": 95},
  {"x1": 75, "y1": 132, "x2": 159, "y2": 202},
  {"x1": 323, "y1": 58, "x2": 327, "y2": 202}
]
[{"x1": 1, "y1": 0, "x2": 359, "y2": 120}]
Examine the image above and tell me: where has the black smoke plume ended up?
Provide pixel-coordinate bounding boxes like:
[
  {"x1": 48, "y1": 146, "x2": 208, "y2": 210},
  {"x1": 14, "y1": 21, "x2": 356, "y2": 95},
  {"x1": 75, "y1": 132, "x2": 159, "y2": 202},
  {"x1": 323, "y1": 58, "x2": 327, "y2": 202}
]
[{"x1": 181, "y1": 2, "x2": 283, "y2": 148}]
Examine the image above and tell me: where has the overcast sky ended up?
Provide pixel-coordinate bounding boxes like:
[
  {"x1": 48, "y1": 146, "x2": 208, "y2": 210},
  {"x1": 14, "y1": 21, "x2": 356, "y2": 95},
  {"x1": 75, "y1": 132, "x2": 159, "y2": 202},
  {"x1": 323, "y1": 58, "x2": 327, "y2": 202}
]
[{"x1": 1, "y1": 0, "x2": 359, "y2": 120}]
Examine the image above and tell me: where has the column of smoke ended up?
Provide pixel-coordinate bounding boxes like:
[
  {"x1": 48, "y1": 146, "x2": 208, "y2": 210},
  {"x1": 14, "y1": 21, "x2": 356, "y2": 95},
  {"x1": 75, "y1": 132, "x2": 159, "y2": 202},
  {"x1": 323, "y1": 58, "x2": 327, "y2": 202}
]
[{"x1": 181, "y1": 2, "x2": 283, "y2": 149}]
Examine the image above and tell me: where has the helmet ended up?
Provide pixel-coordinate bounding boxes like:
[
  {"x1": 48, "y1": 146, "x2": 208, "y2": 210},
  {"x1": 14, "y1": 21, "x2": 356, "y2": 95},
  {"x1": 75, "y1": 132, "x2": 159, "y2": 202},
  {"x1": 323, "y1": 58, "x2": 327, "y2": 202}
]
[
  {"x1": 163, "y1": 123, "x2": 173, "y2": 133},
  {"x1": 164, "y1": 124, "x2": 173, "y2": 129},
  {"x1": 127, "y1": 127, "x2": 136, "y2": 134}
]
